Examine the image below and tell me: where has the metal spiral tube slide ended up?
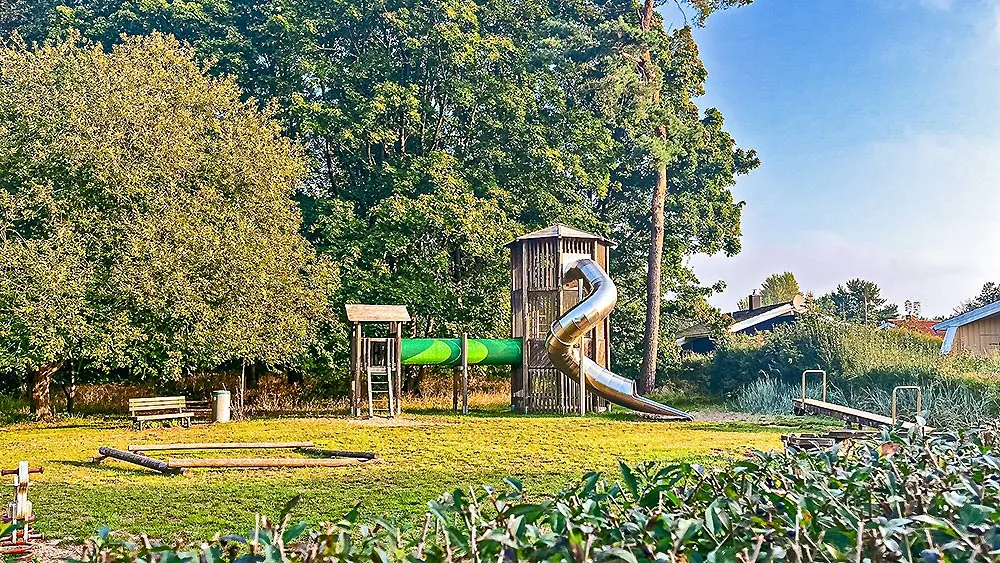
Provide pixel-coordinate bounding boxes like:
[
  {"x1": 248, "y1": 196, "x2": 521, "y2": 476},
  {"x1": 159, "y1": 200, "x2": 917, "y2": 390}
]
[{"x1": 545, "y1": 258, "x2": 693, "y2": 420}]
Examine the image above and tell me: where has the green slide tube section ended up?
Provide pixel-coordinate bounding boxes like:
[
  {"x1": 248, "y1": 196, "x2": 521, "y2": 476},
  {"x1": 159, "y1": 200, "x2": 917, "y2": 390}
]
[{"x1": 401, "y1": 338, "x2": 522, "y2": 366}]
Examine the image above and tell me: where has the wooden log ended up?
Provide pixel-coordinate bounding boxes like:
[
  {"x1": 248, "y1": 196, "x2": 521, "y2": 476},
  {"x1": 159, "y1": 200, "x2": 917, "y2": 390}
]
[
  {"x1": 166, "y1": 457, "x2": 363, "y2": 469},
  {"x1": 127, "y1": 442, "x2": 314, "y2": 453},
  {"x1": 98, "y1": 447, "x2": 172, "y2": 473},
  {"x1": 297, "y1": 447, "x2": 379, "y2": 460}
]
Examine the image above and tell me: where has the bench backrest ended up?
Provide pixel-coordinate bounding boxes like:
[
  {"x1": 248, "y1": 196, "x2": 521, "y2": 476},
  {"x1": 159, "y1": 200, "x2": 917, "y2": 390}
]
[{"x1": 129, "y1": 396, "x2": 186, "y2": 414}]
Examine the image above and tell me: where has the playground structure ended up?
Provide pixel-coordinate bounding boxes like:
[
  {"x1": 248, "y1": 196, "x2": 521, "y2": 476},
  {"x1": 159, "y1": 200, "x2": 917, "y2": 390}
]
[
  {"x1": 348, "y1": 224, "x2": 691, "y2": 419},
  {"x1": 1, "y1": 462, "x2": 43, "y2": 559},
  {"x1": 93, "y1": 442, "x2": 378, "y2": 475},
  {"x1": 792, "y1": 370, "x2": 930, "y2": 430}
]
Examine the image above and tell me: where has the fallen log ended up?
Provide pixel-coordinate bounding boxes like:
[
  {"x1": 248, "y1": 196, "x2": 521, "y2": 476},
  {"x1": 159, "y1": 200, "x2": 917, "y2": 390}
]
[{"x1": 97, "y1": 447, "x2": 173, "y2": 473}]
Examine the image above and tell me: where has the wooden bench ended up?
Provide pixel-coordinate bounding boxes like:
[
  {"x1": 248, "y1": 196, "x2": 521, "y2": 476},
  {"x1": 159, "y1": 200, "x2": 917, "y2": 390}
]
[{"x1": 129, "y1": 397, "x2": 193, "y2": 430}]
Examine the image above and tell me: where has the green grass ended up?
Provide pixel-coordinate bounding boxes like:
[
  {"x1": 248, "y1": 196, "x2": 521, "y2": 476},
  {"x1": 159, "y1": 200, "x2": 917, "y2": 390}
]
[{"x1": 0, "y1": 410, "x2": 788, "y2": 542}]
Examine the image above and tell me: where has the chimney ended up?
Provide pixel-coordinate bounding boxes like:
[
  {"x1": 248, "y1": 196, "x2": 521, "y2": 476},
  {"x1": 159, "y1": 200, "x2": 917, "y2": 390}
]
[{"x1": 748, "y1": 291, "x2": 762, "y2": 311}]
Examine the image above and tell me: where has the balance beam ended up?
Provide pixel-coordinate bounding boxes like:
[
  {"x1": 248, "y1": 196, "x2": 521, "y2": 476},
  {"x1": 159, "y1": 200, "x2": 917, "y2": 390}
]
[
  {"x1": 166, "y1": 457, "x2": 363, "y2": 469},
  {"x1": 127, "y1": 442, "x2": 314, "y2": 453}
]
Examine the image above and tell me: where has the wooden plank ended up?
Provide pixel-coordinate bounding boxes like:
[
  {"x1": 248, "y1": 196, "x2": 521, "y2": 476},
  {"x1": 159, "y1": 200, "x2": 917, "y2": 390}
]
[
  {"x1": 134, "y1": 412, "x2": 193, "y2": 421},
  {"x1": 344, "y1": 304, "x2": 411, "y2": 322},
  {"x1": 793, "y1": 398, "x2": 924, "y2": 429},
  {"x1": 130, "y1": 396, "x2": 186, "y2": 405},
  {"x1": 166, "y1": 457, "x2": 363, "y2": 469},
  {"x1": 128, "y1": 442, "x2": 313, "y2": 452},
  {"x1": 297, "y1": 447, "x2": 379, "y2": 460}
]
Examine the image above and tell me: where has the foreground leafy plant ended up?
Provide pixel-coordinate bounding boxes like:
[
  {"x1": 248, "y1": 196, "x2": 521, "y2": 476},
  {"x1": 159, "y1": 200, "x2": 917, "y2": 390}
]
[{"x1": 77, "y1": 427, "x2": 1000, "y2": 562}]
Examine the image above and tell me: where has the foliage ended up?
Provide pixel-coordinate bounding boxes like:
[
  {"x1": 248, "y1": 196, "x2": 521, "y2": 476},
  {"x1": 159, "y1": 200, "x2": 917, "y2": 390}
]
[
  {"x1": 953, "y1": 282, "x2": 1000, "y2": 316},
  {"x1": 818, "y1": 278, "x2": 899, "y2": 325},
  {"x1": 2, "y1": 0, "x2": 759, "y2": 387},
  {"x1": 699, "y1": 314, "x2": 984, "y2": 394},
  {"x1": 738, "y1": 272, "x2": 800, "y2": 309},
  {"x1": 760, "y1": 272, "x2": 801, "y2": 306},
  {"x1": 733, "y1": 376, "x2": 845, "y2": 415},
  {"x1": 853, "y1": 382, "x2": 1000, "y2": 429},
  {"x1": 78, "y1": 428, "x2": 1000, "y2": 562},
  {"x1": 0, "y1": 34, "x2": 330, "y2": 414}
]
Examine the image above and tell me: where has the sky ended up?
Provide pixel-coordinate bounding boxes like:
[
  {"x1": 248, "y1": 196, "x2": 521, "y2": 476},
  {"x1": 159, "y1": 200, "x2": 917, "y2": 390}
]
[{"x1": 660, "y1": 0, "x2": 1000, "y2": 318}]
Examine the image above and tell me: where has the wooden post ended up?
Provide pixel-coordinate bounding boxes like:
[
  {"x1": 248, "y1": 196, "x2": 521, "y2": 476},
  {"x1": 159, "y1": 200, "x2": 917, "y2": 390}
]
[
  {"x1": 394, "y1": 321, "x2": 403, "y2": 415},
  {"x1": 351, "y1": 322, "x2": 362, "y2": 417},
  {"x1": 461, "y1": 332, "x2": 469, "y2": 414},
  {"x1": 239, "y1": 360, "x2": 247, "y2": 417}
]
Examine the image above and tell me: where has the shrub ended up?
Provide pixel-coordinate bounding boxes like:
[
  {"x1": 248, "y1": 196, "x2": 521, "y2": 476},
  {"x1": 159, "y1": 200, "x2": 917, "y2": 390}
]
[{"x1": 77, "y1": 427, "x2": 1000, "y2": 563}]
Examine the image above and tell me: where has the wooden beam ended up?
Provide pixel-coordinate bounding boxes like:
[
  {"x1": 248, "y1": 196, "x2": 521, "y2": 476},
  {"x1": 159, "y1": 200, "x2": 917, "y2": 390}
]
[
  {"x1": 297, "y1": 447, "x2": 379, "y2": 460},
  {"x1": 167, "y1": 457, "x2": 363, "y2": 469},
  {"x1": 127, "y1": 442, "x2": 314, "y2": 453}
]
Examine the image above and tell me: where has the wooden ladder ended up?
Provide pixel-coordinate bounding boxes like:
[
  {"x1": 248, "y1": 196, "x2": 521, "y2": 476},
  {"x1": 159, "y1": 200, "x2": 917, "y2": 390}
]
[{"x1": 365, "y1": 339, "x2": 396, "y2": 417}]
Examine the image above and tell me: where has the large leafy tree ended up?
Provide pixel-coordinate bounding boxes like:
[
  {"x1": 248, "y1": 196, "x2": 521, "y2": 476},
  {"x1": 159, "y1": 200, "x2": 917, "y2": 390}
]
[
  {"x1": 5, "y1": 0, "x2": 758, "y2": 390},
  {"x1": 0, "y1": 34, "x2": 330, "y2": 418},
  {"x1": 953, "y1": 282, "x2": 1000, "y2": 316},
  {"x1": 819, "y1": 279, "x2": 898, "y2": 325},
  {"x1": 761, "y1": 272, "x2": 801, "y2": 306}
]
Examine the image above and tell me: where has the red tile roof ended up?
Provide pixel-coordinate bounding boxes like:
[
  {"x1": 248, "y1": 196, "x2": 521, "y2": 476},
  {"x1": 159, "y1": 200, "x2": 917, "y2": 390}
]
[{"x1": 886, "y1": 318, "x2": 945, "y2": 338}]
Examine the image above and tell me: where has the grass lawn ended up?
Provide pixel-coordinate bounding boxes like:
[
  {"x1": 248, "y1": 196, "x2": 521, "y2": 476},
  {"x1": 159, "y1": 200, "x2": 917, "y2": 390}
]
[{"x1": 0, "y1": 408, "x2": 836, "y2": 543}]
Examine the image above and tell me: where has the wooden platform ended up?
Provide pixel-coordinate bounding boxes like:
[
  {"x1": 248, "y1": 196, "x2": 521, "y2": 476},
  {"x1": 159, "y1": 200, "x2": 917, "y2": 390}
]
[{"x1": 792, "y1": 398, "x2": 921, "y2": 429}]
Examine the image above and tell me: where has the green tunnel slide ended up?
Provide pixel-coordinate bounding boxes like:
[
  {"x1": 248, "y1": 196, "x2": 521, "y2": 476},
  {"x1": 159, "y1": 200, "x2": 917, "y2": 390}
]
[{"x1": 400, "y1": 338, "x2": 522, "y2": 366}]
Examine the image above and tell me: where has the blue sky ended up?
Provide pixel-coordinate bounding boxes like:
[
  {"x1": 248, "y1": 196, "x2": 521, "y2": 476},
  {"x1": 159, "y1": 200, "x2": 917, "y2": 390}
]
[{"x1": 661, "y1": 0, "x2": 1000, "y2": 317}]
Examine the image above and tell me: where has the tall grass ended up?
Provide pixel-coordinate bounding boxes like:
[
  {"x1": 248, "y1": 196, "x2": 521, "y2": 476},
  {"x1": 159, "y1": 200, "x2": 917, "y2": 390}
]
[
  {"x1": 733, "y1": 377, "x2": 846, "y2": 415},
  {"x1": 692, "y1": 314, "x2": 1000, "y2": 428}
]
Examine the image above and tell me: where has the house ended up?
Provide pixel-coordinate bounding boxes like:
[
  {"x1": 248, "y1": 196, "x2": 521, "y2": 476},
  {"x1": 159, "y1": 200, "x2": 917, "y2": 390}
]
[
  {"x1": 676, "y1": 293, "x2": 808, "y2": 354},
  {"x1": 880, "y1": 318, "x2": 945, "y2": 339},
  {"x1": 932, "y1": 300, "x2": 1000, "y2": 355}
]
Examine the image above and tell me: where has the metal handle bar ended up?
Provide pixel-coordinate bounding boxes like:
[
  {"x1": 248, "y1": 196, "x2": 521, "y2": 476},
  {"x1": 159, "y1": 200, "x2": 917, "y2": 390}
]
[
  {"x1": 892, "y1": 386, "x2": 923, "y2": 425},
  {"x1": 801, "y1": 370, "x2": 827, "y2": 402},
  {"x1": 1, "y1": 468, "x2": 42, "y2": 476}
]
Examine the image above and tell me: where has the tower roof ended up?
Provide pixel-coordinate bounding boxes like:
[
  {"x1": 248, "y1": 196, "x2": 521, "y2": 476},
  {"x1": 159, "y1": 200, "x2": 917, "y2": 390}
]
[{"x1": 507, "y1": 224, "x2": 615, "y2": 247}]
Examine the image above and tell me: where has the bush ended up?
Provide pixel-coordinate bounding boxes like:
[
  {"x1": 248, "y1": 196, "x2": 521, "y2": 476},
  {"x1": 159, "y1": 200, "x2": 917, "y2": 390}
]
[{"x1": 78, "y1": 427, "x2": 1000, "y2": 562}]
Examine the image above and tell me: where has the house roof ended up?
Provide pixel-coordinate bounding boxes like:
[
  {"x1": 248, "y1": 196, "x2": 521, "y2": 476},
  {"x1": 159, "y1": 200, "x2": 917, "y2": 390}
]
[
  {"x1": 506, "y1": 224, "x2": 615, "y2": 247},
  {"x1": 932, "y1": 299, "x2": 1000, "y2": 354},
  {"x1": 932, "y1": 300, "x2": 1000, "y2": 330},
  {"x1": 676, "y1": 295, "x2": 807, "y2": 343},
  {"x1": 882, "y1": 318, "x2": 945, "y2": 338},
  {"x1": 344, "y1": 304, "x2": 411, "y2": 323}
]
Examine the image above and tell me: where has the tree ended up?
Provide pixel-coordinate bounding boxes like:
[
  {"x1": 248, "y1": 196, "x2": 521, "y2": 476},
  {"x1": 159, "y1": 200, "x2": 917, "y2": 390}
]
[
  {"x1": 818, "y1": 279, "x2": 898, "y2": 325},
  {"x1": 953, "y1": 282, "x2": 1000, "y2": 316},
  {"x1": 0, "y1": 34, "x2": 329, "y2": 418},
  {"x1": 622, "y1": 0, "x2": 756, "y2": 393},
  {"x1": 760, "y1": 272, "x2": 801, "y2": 306},
  {"x1": 6, "y1": 0, "x2": 758, "y2": 391}
]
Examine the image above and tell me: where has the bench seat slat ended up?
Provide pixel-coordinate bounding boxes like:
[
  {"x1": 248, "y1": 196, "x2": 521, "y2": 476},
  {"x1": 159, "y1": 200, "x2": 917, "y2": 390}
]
[{"x1": 134, "y1": 412, "x2": 194, "y2": 421}]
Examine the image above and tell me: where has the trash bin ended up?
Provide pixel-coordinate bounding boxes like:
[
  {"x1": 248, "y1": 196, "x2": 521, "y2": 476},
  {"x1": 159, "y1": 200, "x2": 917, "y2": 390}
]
[{"x1": 212, "y1": 390, "x2": 231, "y2": 423}]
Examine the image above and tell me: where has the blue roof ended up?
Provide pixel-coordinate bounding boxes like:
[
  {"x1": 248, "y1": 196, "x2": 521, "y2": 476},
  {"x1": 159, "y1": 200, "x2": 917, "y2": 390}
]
[{"x1": 933, "y1": 299, "x2": 1000, "y2": 330}]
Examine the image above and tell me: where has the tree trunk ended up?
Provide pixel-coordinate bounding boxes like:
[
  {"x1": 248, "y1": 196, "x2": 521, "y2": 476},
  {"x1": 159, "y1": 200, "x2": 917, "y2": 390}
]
[
  {"x1": 30, "y1": 362, "x2": 61, "y2": 420},
  {"x1": 637, "y1": 0, "x2": 668, "y2": 395},
  {"x1": 639, "y1": 161, "x2": 667, "y2": 394},
  {"x1": 62, "y1": 369, "x2": 77, "y2": 415}
]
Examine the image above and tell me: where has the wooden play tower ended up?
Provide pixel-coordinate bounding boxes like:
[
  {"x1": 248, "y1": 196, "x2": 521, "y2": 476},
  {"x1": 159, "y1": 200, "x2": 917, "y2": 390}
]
[{"x1": 508, "y1": 225, "x2": 612, "y2": 414}]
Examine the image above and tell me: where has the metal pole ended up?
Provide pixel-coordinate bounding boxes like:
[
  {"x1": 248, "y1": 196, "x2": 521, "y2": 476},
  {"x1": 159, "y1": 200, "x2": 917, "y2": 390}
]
[
  {"x1": 461, "y1": 332, "x2": 469, "y2": 414},
  {"x1": 579, "y1": 345, "x2": 586, "y2": 416}
]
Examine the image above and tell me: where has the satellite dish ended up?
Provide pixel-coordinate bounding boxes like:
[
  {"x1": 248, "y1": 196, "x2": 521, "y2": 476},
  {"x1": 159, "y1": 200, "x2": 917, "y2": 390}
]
[{"x1": 791, "y1": 294, "x2": 806, "y2": 310}]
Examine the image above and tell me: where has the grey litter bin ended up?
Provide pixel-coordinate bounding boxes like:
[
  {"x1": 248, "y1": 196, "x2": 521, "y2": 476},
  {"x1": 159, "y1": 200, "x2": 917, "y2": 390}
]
[{"x1": 212, "y1": 390, "x2": 231, "y2": 423}]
